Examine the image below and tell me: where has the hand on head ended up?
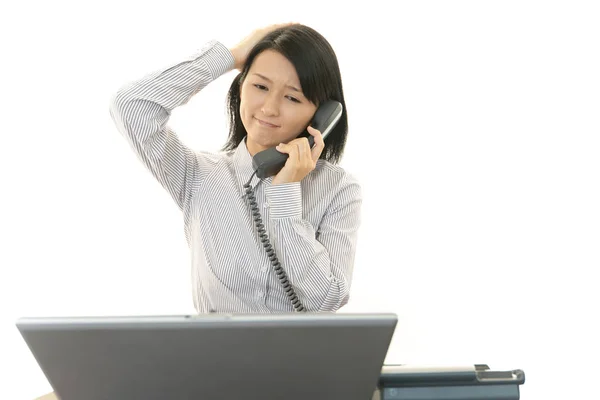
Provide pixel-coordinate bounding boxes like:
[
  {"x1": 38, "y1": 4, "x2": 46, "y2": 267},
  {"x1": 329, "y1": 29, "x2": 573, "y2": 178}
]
[{"x1": 230, "y1": 23, "x2": 298, "y2": 71}]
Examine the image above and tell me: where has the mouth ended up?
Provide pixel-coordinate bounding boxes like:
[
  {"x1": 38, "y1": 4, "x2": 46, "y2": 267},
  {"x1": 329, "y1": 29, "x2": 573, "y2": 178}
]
[{"x1": 254, "y1": 117, "x2": 280, "y2": 128}]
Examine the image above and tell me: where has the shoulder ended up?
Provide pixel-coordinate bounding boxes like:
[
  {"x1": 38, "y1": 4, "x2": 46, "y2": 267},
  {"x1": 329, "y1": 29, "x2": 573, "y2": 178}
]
[
  {"x1": 314, "y1": 159, "x2": 360, "y2": 185},
  {"x1": 186, "y1": 149, "x2": 235, "y2": 184},
  {"x1": 309, "y1": 160, "x2": 362, "y2": 207},
  {"x1": 192, "y1": 149, "x2": 234, "y2": 173},
  {"x1": 194, "y1": 149, "x2": 227, "y2": 164}
]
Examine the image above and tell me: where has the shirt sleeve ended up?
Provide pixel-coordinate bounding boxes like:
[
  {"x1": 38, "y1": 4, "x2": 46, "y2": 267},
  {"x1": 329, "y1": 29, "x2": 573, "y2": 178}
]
[
  {"x1": 108, "y1": 40, "x2": 235, "y2": 212},
  {"x1": 264, "y1": 172, "x2": 362, "y2": 312}
]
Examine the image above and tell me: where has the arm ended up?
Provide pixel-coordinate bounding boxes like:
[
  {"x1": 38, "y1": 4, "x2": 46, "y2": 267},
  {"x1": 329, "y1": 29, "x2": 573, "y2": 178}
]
[
  {"x1": 109, "y1": 40, "x2": 235, "y2": 211},
  {"x1": 265, "y1": 173, "x2": 362, "y2": 312}
]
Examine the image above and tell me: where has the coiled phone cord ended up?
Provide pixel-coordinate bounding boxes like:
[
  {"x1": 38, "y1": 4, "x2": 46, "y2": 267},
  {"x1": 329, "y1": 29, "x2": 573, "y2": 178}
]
[{"x1": 243, "y1": 172, "x2": 306, "y2": 312}]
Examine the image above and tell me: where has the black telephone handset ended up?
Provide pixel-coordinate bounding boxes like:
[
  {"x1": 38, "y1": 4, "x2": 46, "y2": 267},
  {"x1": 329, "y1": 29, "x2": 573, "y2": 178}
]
[
  {"x1": 243, "y1": 100, "x2": 343, "y2": 313},
  {"x1": 252, "y1": 100, "x2": 343, "y2": 179}
]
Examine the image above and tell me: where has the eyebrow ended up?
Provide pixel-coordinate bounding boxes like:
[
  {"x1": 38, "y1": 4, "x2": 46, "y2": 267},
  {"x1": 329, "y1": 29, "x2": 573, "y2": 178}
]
[{"x1": 252, "y1": 73, "x2": 301, "y2": 93}]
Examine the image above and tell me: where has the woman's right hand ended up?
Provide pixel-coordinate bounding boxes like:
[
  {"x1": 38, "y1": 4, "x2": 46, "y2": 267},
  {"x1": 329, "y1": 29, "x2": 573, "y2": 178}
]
[{"x1": 230, "y1": 23, "x2": 297, "y2": 71}]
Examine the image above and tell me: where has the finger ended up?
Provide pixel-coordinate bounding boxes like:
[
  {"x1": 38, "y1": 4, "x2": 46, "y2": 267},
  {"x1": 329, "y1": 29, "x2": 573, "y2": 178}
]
[
  {"x1": 307, "y1": 126, "x2": 325, "y2": 161},
  {"x1": 276, "y1": 142, "x2": 291, "y2": 154},
  {"x1": 288, "y1": 137, "x2": 311, "y2": 160},
  {"x1": 297, "y1": 138, "x2": 311, "y2": 165},
  {"x1": 276, "y1": 142, "x2": 300, "y2": 164},
  {"x1": 274, "y1": 22, "x2": 297, "y2": 29}
]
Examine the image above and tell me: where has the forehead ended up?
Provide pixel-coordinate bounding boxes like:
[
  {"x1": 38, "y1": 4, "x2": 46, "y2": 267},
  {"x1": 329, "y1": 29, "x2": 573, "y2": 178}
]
[{"x1": 249, "y1": 50, "x2": 300, "y2": 85}]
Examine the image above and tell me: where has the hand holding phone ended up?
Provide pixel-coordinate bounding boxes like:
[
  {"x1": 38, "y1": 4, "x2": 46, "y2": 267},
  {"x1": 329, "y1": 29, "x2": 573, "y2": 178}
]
[{"x1": 271, "y1": 126, "x2": 324, "y2": 185}]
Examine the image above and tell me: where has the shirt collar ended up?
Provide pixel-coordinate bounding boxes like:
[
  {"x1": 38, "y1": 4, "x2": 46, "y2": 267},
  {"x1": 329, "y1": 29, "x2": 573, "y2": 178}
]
[{"x1": 232, "y1": 136, "x2": 273, "y2": 197}]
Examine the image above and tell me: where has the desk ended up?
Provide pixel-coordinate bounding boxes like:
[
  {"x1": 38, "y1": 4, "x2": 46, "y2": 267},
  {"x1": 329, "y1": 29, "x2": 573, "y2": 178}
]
[{"x1": 33, "y1": 365, "x2": 525, "y2": 400}]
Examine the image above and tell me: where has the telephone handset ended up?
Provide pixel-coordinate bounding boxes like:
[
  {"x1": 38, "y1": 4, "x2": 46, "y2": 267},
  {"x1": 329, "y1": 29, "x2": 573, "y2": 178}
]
[
  {"x1": 243, "y1": 100, "x2": 343, "y2": 312},
  {"x1": 252, "y1": 100, "x2": 343, "y2": 179}
]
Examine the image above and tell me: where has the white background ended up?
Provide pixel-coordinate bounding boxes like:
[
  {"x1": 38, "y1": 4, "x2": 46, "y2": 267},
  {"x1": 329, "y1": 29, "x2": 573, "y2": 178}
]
[{"x1": 2, "y1": 1, "x2": 599, "y2": 398}]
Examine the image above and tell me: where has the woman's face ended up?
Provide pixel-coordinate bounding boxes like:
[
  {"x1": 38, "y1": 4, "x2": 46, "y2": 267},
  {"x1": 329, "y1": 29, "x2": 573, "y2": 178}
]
[{"x1": 239, "y1": 49, "x2": 317, "y2": 156}]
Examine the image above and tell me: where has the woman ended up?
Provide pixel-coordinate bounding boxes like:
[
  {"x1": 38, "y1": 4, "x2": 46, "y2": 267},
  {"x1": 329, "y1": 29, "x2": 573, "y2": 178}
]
[{"x1": 109, "y1": 23, "x2": 362, "y2": 313}]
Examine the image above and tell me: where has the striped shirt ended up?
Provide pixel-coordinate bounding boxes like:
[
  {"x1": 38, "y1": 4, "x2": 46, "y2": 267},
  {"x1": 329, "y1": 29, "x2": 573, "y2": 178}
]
[{"x1": 109, "y1": 40, "x2": 362, "y2": 313}]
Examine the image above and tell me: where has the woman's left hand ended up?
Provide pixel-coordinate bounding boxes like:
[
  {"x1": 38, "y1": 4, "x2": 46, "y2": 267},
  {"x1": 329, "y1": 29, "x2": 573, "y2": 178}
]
[{"x1": 272, "y1": 126, "x2": 324, "y2": 185}]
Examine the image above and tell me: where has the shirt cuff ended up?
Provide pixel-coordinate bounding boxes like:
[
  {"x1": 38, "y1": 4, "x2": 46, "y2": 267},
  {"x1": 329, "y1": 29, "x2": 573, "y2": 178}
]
[
  {"x1": 265, "y1": 182, "x2": 302, "y2": 219},
  {"x1": 190, "y1": 40, "x2": 235, "y2": 80}
]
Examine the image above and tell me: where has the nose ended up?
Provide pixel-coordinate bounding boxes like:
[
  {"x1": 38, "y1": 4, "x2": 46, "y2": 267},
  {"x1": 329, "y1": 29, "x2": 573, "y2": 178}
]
[{"x1": 261, "y1": 93, "x2": 280, "y2": 117}]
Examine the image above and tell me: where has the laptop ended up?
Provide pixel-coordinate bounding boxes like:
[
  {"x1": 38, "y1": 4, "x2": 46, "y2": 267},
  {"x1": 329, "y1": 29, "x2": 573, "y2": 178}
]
[{"x1": 16, "y1": 313, "x2": 397, "y2": 400}]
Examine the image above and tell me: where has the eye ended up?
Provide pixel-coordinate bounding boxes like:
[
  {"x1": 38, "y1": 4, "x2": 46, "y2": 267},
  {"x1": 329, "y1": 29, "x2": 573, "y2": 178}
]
[{"x1": 253, "y1": 83, "x2": 301, "y2": 103}]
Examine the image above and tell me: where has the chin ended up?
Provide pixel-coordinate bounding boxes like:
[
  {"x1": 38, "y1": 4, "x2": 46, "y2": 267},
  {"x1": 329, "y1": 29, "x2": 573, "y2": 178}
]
[{"x1": 246, "y1": 131, "x2": 276, "y2": 151}]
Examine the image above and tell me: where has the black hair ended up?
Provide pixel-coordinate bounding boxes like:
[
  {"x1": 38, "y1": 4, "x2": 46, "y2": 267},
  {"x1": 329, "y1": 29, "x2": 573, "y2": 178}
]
[{"x1": 223, "y1": 24, "x2": 348, "y2": 164}]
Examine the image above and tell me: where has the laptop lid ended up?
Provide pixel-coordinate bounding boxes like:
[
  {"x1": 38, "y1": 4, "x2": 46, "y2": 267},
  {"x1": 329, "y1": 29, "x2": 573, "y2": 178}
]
[{"x1": 16, "y1": 313, "x2": 397, "y2": 400}]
